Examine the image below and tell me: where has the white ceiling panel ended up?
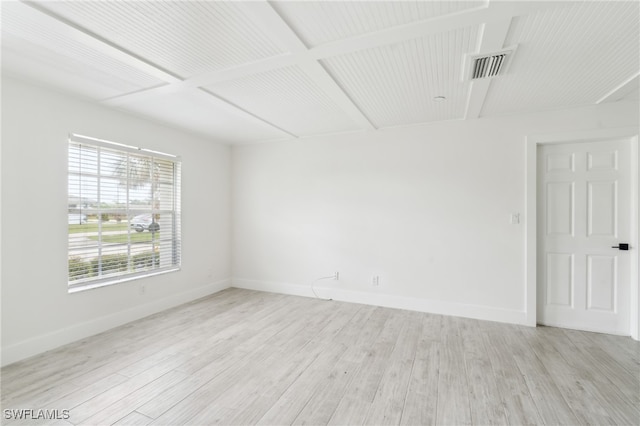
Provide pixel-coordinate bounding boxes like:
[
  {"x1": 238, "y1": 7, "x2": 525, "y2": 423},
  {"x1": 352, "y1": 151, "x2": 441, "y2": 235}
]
[
  {"x1": 2, "y1": 1, "x2": 637, "y2": 144},
  {"x1": 482, "y1": 1, "x2": 640, "y2": 116},
  {"x1": 35, "y1": 0, "x2": 286, "y2": 78},
  {"x1": 204, "y1": 66, "x2": 360, "y2": 136},
  {"x1": 322, "y1": 26, "x2": 480, "y2": 128},
  {"x1": 118, "y1": 90, "x2": 290, "y2": 144},
  {"x1": 1, "y1": 2, "x2": 164, "y2": 98},
  {"x1": 271, "y1": 0, "x2": 485, "y2": 48}
]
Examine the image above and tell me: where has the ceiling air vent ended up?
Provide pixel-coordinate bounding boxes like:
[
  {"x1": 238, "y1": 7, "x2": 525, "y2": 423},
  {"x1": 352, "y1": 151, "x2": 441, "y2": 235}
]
[{"x1": 464, "y1": 47, "x2": 517, "y2": 81}]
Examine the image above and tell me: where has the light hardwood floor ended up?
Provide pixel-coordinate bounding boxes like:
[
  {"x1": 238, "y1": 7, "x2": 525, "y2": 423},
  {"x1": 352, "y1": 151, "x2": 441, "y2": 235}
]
[{"x1": 1, "y1": 288, "x2": 639, "y2": 425}]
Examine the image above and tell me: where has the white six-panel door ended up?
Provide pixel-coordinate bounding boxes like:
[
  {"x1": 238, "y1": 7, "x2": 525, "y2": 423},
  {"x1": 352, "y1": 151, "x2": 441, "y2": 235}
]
[{"x1": 538, "y1": 139, "x2": 631, "y2": 335}]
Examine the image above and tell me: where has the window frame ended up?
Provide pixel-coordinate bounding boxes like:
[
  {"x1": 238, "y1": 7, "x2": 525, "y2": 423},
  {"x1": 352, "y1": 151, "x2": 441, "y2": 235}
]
[{"x1": 67, "y1": 133, "x2": 181, "y2": 293}]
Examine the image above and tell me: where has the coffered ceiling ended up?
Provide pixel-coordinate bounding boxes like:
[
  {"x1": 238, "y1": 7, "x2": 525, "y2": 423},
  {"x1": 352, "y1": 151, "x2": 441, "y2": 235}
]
[{"x1": 2, "y1": 1, "x2": 639, "y2": 144}]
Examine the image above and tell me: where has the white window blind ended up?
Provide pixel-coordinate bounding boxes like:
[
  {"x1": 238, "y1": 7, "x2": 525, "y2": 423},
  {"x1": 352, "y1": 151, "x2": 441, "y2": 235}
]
[{"x1": 68, "y1": 134, "x2": 181, "y2": 291}]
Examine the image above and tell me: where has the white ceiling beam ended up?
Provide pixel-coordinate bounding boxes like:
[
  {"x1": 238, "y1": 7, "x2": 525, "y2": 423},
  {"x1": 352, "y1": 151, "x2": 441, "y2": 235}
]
[
  {"x1": 104, "y1": 84, "x2": 296, "y2": 139},
  {"x1": 174, "y1": 1, "x2": 563, "y2": 89},
  {"x1": 102, "y1": 53, "x2": 301, "y2": 105},
  {"x1": 464, "y1": 17, "x2": 514, "y2": 119},
  {"x1": 20, "y1": 1, "x2": 181, "y2": 84},
  {"x1": 186, "y1": 53, "x2": 300, "y2": 88},
  {"x1": 103, "y1": 0, "x2": 378, "y2": 130},
  {"x1": 194, "y1": 89, "x2": 298, "y2": 139},
  {"x1": 596, "y1": 72, "x2": 640, "y2": 104},
  {"x1": 236, "y1": 1, "x2": 307, "y2": 54},
  {"x1": 97, "y1": 1, "x2": 562, "y2": 118},
  {"x1": 309, "y1": 1, "x2": 562, "y2": 60},
  {"x1": 101, "y1": 0, "x2": 564, "y2": 108},
  {"x1": 234, "y1": 0, "x2": 375, "y2": 131},
  {"x1": 94, "y1": 0, "x2": 312, "y2": 133},
  {"x1": 101, "y1": 84, "x2": 184, "y2": 107},
  {"x1": 298, "y1": 60, "x2": 375, "y2": 130}
]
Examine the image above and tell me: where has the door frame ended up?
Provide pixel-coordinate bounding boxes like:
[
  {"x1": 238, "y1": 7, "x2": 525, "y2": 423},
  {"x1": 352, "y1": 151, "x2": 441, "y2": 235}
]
[{"x1": 525, "y1": 127, "x2": 640, "y2": 339}]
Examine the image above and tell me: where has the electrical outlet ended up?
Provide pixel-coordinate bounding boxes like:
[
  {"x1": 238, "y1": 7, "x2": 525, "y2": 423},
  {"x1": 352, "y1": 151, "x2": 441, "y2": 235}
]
[
  {"x1": 373, "y1": 276, "x2": 380, "y2": 286},
  {"x1": 334, "y1": 272, "x2": 339, "y2": 280}
]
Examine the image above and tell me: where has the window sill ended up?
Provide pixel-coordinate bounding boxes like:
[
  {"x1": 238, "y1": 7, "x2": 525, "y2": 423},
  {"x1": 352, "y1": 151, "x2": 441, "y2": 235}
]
[{"x1": 68, "y1": 267, "x2": 181, "y2": 294}]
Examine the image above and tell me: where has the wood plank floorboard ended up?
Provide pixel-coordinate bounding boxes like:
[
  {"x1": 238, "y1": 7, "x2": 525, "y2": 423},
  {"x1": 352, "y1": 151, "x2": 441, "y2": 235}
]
[
  {"x1": 480, "y1": 329, "x2": 542, "y2": 426},
  {"x1": 398, "y1": 314, "x2": 441, "y2": 426},
  {"x1": 2, "y1": 288, "x2": 639, "y2": 426},
  {"x1": 562, "y1": 328, "x2": 640, "y2": 408},
  {"x1": 326, "y1": 308, "x2": 407, "y2": 425},
  {"x1": 256, "y1": 306, "x2": 387, "y2": 426},
  {"x1": 435, "y1": 316, "x2": 472, "y2": 425},
  {"x1": 363, "y1": 311, "x2": 422, "y2": 426},
  {"x1": 1, "y1": 289, "x2": 256, "y2": 406},
  {"x1": 517, "y1": 327, "x2": 616, "y2": 425},
  {"x1": 112, "y1": 411, "x2": 153, "y2": 426},
  {"x1": 458, "y1": 318, "x2": 508, "y2": 425}
]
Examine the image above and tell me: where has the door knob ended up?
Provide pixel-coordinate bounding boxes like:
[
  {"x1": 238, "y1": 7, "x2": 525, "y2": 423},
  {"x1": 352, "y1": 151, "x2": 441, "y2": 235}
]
[{"x1": 611, "y1": 243, "x2": 630, "y2": 250}]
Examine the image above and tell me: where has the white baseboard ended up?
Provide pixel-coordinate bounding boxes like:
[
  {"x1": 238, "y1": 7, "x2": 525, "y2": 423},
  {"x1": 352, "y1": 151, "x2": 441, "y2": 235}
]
[
  {"x1": 1, "y1": 278, "x2": 231, "y2": 367},
  {"x1": 232, "y1": 278, "x2": 528, "y2": 326}
]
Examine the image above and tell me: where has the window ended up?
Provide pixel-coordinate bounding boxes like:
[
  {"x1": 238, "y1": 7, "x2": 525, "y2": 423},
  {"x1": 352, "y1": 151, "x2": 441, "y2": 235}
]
[{"x1": 68, "y1": 134, "x2": 181, "y2": 292}]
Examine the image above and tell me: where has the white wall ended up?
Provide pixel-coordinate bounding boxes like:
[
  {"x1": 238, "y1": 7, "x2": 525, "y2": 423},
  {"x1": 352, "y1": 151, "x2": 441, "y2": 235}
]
[
  {"x1": 2, "y1": 76, "x2": 637, "y2": 366},
  {"x1": 231, "y1": 101, "x2": 640, "y2": 325},
  {"x1": 1, "y1": 77, "x2": 231, "y2": 366}
]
